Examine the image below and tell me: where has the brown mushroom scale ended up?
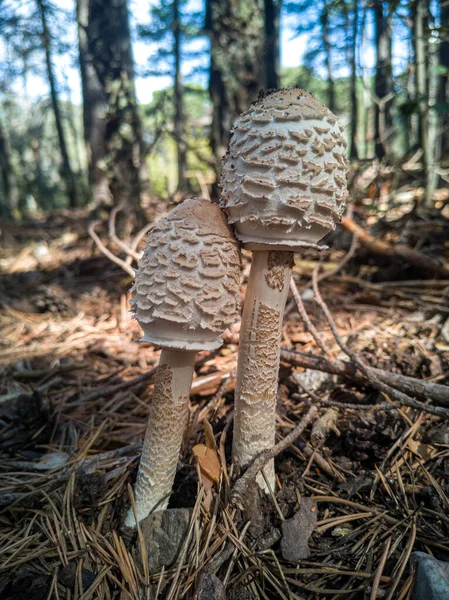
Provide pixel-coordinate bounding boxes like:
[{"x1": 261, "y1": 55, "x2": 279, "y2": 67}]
[
  {"x1": 220, "y1": 89, "x2": 348, "y2": 489},
  {"x1": 126, "y1": 198, "x2": 241, "y2": 526}
]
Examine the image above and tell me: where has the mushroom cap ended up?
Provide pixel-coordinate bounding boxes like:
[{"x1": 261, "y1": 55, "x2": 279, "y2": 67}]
[
  {"x1": 131, "y1": 198, "x2": 241, "y2": 351},
  {"x1": 220, "y1": 88, "x2": 349, "y2": 251}
]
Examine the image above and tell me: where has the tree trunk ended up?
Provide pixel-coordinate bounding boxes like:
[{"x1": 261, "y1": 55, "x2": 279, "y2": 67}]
[
  {"x1": 77, "y1": 0, "x2": 109, "y2": 205},
  {"x1": 373, "y1": 0, "x2": 393, "y2": 160},
  {"x1": 205, "y1": 0, "x2": 264, "y2": 189},
  {"x1": 264, "y1": 0, "x2": 281, "y2": 90},
  {"x1": 413, "y1": 0, "x2": 438, "y2": 206},
  {"x1": 173, "y1": 0, "x2": 186, "y2": 191},
  {"x1": 321, "y1": 1, "x2": 335, "y2": 113},
  {"x1": 0, "y1": 116, "x2": 19, "y2": 219},
  {"x1": 87, "y1": 0, "x2": 144, "y2": 219},
  {"x1": 439, "y1": 0, "x2": 449, "y2": 162},
  {"x1": 37, "y1": 0, "x2": 78, "y2": 208},
  {"x1": 411, "y1": 0, "x2": 429, "y2": 151},
  {"x1": 349, "y1": 0, "x2": 359, "y2": 159}
]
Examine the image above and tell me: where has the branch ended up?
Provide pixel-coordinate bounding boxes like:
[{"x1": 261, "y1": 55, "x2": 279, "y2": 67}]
[
  {"x1": 289, "y1": 277, "x2": 330, "y2": 357},
  {"x1": 88, "y1": 220, "x2": 136, "y2": 278},
  {"x1": 281, "y1": 349, "x2": 449, "y2": 407},
  {"x1": 311, "y1": 266, "x2": 449, "y2": 419},
  {"x1": 232, "y1": 405, "x2": 318, "y2": 505},
  {"x1": 341, "y1": 216, "x2": 449, "y2": 277},
  {"x1": 108, "y1": 202, "x2": 141, "y2": 261}
]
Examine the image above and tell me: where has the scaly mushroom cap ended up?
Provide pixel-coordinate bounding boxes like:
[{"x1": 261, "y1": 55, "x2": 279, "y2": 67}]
[
  {"x1": 131, "y1": 198, "x2": 241, "y2": 351},
  {"x1": 220, "y1": 88, "x2": 349, "y2": 251}
]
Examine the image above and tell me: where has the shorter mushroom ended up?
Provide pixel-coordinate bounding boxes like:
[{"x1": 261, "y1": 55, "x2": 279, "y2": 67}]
[{"x1": 125, "y1": 198, "x2": 241, "y2": 527}]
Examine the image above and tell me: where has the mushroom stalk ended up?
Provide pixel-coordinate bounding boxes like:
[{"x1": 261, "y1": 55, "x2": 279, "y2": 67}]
[
  {"x1": 233, "y1": 250, "x2": 293, "y2": 490},
  {"x1": 125, "y1": 348, "x2": 196, "y2": 527}
]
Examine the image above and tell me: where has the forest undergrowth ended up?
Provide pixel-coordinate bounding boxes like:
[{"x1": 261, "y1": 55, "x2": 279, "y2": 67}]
[{"x1": 0, "y1": 182, "x2": 449, "y2": 599}]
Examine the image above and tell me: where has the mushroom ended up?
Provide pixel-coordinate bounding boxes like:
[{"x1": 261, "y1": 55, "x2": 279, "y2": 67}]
[
  {"x1": 220, "y1": 88, "x2": 348, "y2": 489},
  {"x1": 125, "y1": 198, "x2": 241, "y2": 527}
]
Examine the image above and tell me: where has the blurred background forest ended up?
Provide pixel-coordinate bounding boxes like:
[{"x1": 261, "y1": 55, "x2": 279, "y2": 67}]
[{"x1": 0, "y1": 0, "x2": 448, "y2": 220}]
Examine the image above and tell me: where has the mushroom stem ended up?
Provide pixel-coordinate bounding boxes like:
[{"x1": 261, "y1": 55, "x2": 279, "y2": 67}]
[
  {"x1": 233, "y1": 250, "x2": 293, "y2": 490},
  {"x1": 125, "y1": 348, "x2": 196, "y2": 527}
]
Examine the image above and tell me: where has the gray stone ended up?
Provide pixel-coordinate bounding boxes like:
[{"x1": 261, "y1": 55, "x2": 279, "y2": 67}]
[
  {"x1": 197, "y1": 573, "x2": 225, "y2": 600},
  {"x1": 281, "y1": 497, "x2": 317, "y2": 562},
  {"x1": 411, "y1": 552, "x2": 449, "y2": 600},
  {"x1": 140, "y1": 508, "x2": 191, "y2": 573}
]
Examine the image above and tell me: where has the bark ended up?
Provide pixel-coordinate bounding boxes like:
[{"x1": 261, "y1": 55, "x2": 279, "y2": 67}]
[
  {"x1": 438, "y1": 0, "x2": 449, "y2": 162},
  {"x1": 411, "y1": 0, "x2": 428, "y2": 151},
  {"x1": 87, "y1": 0, "x2": 144, "y2": 218},
  {"x1": 205, "y1": 0, "x2": 264, "y2": 187},
  {"x1": 264, "y1": 0, "x2": 281, "y2": 90},
  {"x1": 373, "y1": 0, "x2": 393, "y2": 159},
  {"x1": 173, "y1": 0, "x2": 186, "y2": 190},
  {"x1": 37, "y1": 0, "x2": 78, "y2": 208},
  {"x1": 349, "y1": 0, "x2": 359, "y2": 159},
  {"x1": 76, "y1": 0, "x2": 109, "y2": 205},
  {"x1": 412, "y1": 0, "x2": 439, "y2": 206},
  {"x1": 0, "y1": 115, "x2": 19, "y2": 219},
  {"x1": 321, "y1": 1, "x2": 335, "y2": 113}
]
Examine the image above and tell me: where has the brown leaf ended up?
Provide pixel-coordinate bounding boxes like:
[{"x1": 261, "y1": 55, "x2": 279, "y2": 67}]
[{"x1": 193, "y1": 444, "x2": 221, "y2": 484}]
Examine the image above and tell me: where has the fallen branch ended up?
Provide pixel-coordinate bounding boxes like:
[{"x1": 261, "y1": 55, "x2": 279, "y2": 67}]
[
  {"x1": 290, "y1": 278, "x2": 330, "y2": 357},
  {"x1": 232, "y1": 405, "x2": 318, "y2": 504},
  {"x1": 88, "y1": 220, "x2": 135, "y2": 278},
  {"x1": 341, "y1": 216, "x2": 449, "y2": 277},
  {"x1": 281, "y1": 349, "x2": 449, "y2": 407},
  {"x1": 109, "y1": 202, "x2": 141, "y2": 261},
  {"x1": 311, "y1": 266, "x2": 449, "y2": 419}
]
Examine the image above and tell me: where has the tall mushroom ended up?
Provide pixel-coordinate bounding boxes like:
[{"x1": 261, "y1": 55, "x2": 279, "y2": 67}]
[
  {"x1": 125, "y1": 198, "x2": 241, "y2": 527},
  {"x1": 220, "y1": 88, "x2": 348, "y2": 488}
]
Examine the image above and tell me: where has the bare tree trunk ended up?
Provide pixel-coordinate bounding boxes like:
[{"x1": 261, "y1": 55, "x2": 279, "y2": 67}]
[
  {"x1": 205, "y1": 0, "x2": 264, "y2": 190},
  {"x1": 173, "y1": 0, "x2": 186, "y2": 191},
  {"x1": 411, "y1": 0, "x2": 428, "y2": 152},
  {"x1": 77, "y1": 0, "x2": 109, "y2": 205},
  {"x1": 264, "y1": 0, "x2": 281, "y2": 90},
  {"x1": 0, "y1": 116, "x2": 19, "y2": 219},
  {"x1": 349, "y1": 0, "x2": 359, "y2": 159},
  {"x1": 425, "y1": 4, "x2": 439, "y2": 206},
  {"x1": 373, "y1": 0, "x2": 393, "y2": 160},
  {"x1": 321, "y1": 1, "x2": 335, "y2": 113},
  {"x1": 413, "y1": 0, "x2": 438, "y2": 206},
  {"x1": 87, "y1": 0, "x2": 144, "y2": 221},
  {"x1": 37, "y1": 0, "x2": 78, "y2": 208},
  {"x1": 439, "y1": 0, "x2": 449, "y2": 162}
]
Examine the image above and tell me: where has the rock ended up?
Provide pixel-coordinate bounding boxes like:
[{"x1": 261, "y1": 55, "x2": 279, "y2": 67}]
[
  {"x1": 59, "y1": 562, "x2": 97, "y2": 591},
  {"x1": 228, "y1": 586, "x2": 255, "y2": 600},
  {"x1": 295, "y1": 369, "x2": 333, "y2": 394},
  {"x1": 197, "y1": 573, "x2": 226, "y2": 600},
  {"x1": 1, "y1": 565, "x2": 51, "y2": 600},
  {"x1": 424, "y1": 425, "x2": 449, "y2": 446},
  {"x1": 411, "y1": 552, "x2": 449, "y2": 600},
  {"x1": 280, "y1": 497, "x2": 317, "y2": 562},
  {"x1": 140, "y1": 508, "x2": 191, "y2": 573}
]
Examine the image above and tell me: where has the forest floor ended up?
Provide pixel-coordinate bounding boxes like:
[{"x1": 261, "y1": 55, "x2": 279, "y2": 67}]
[{"x1": 0, "y1": 195, "x2": 449, "y2": 600}]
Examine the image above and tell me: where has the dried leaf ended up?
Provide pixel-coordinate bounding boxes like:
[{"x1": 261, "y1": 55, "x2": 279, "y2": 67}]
[
  {"x1": 193, "y1": 444, "x2": 221, "y2": 484},
  {"x1": 203, "y1": 419, "x2": 217, "y2": 451},
  {"x1": 408, "y1": 439, "x2": 436, "y2": 461}
]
